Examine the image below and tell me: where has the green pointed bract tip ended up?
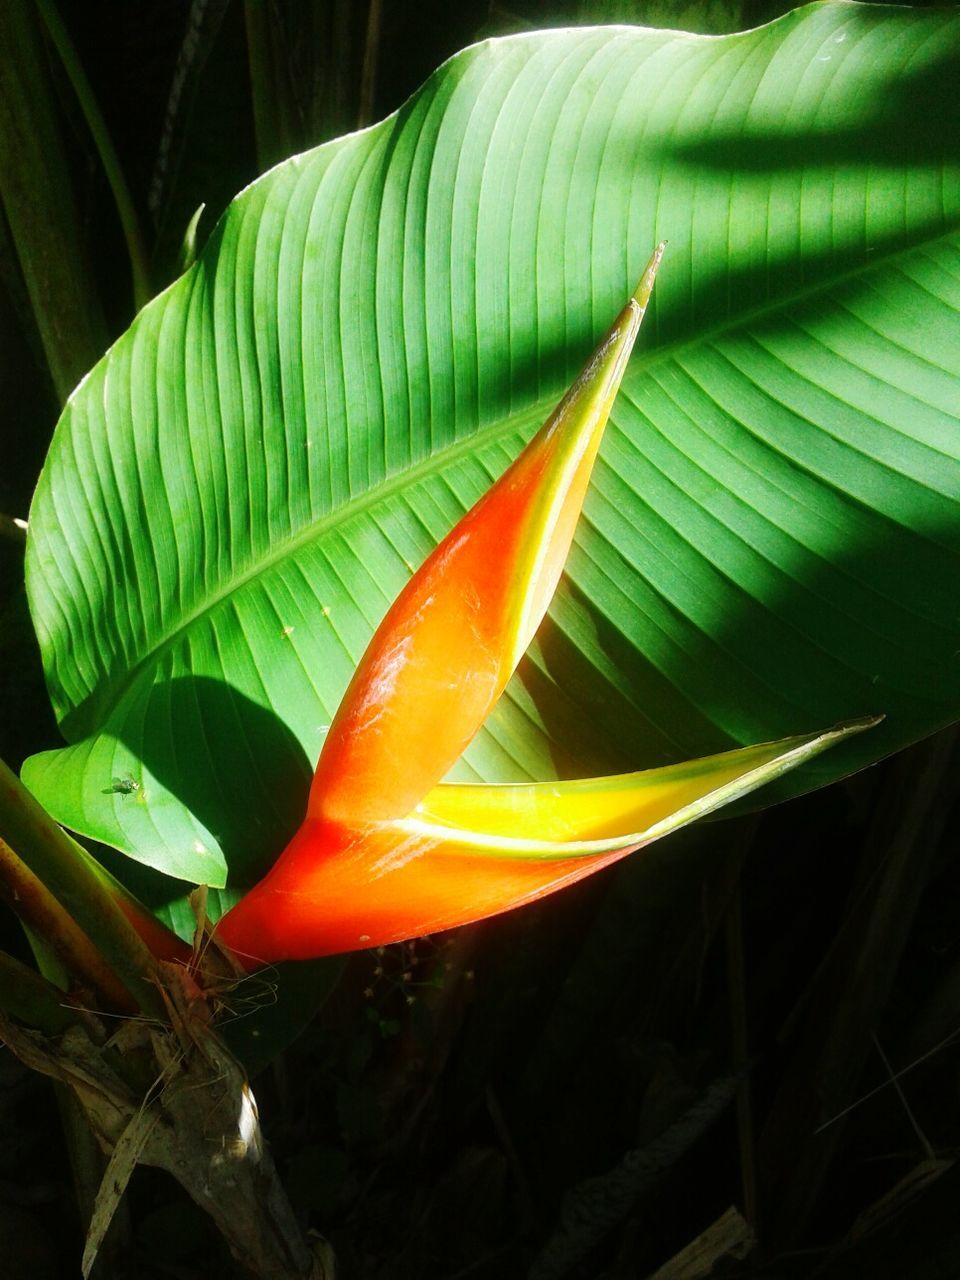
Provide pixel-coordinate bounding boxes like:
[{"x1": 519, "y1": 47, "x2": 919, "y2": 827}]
[
  {"x1": 632, "y1": 240, "x2": 667, "y2": 316},
  {"x1": 406, "y1": 713, "x2": 884, "y2": 860}
]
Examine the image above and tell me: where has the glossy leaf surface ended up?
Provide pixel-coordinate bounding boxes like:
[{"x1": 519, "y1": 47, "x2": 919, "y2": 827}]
[{"x1": 23, "y1": 4, "x2": 960, "y2": 934}]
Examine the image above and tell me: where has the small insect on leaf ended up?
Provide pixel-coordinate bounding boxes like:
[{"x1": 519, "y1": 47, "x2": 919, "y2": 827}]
[{"x1": 103, "y1": 775, "x2": 140, "y2": 797}]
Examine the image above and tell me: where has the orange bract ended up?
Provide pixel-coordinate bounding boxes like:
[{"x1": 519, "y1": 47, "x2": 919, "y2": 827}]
[
  {"x1": 216, "y1": 248, "x2": 875, "y2": 967},
  {"x1": 309, "y1": 249, "x2": 664, "y2": 825}
]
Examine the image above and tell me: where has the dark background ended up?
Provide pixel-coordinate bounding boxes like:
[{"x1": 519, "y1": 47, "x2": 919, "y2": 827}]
[{"x1": 2, "y1": 3, "x2": 959, "y2": 1277}]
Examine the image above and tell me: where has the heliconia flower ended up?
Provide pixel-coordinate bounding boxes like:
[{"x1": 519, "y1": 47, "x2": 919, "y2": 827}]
[{"x1": 215, "y1": 247, "x2": 876, "y2": 967}]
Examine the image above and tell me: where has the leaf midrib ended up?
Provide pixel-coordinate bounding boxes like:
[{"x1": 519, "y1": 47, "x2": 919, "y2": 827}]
[{"x1": 71, "y1": 222, "x2": 960, "y2": 741}]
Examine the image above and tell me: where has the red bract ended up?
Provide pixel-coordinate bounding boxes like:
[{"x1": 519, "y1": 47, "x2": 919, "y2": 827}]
[{"x1": 216, "y1": 248, "x2": 875, "y2": 967}]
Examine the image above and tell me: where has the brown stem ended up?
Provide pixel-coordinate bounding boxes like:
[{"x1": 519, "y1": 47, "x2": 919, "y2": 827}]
[{"x1": 0, "y1": 965, "x2": 333, "y2": 1280}]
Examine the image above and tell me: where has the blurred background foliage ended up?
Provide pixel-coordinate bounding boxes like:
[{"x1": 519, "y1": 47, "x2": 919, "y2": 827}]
[{"x1": 1, "y1": 2, "x2": 959, "y2": 1277}]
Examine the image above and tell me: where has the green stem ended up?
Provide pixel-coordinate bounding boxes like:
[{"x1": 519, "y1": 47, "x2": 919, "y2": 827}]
[
  {"x1": 244, "y1": 0, "x2": 278, "y2": 172},
  {"x1": 0, "y1": 756, "x2": 165, "y2": 1017},
  {"x1": 358, "y1": 0, "x2": 382, "y2": 128},
  {"x1": 243, "y1": 0, "x2": 300, "y2": 171},
  {"x1": 0, "y1": 949, "x2": 83, "y2": 1034},
  {"x1": 0, "y1": 0, "x2": 108, "y2": 401},
  {"x1": 0, "y1": 836, "x2": 136, "y2": 1011},
  {"x1": 35, "y1": 0, "x2": 151, "y2": 311}
]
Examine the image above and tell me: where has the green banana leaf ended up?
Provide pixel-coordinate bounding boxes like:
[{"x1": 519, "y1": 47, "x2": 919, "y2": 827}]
[{"x1": 23, "y1": 2, "x2": 960, "y2": 935}]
